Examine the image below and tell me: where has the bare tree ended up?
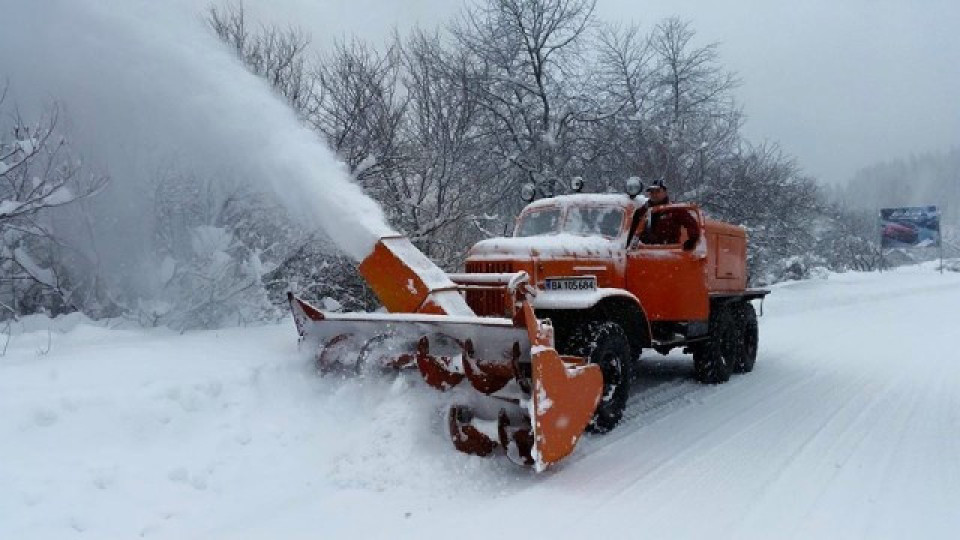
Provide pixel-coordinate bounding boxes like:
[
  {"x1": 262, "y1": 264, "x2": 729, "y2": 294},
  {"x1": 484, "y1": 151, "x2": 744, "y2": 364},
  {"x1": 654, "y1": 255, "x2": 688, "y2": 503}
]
[
  {"x1": 202, "y1": 2, "x2": 846, "y2": 296},
  {"x1": 647, "y1": 18, "x2": 741, "y2": 195},
  {"x1": 0, "y1": 94, "x2": 108, "y2": 318},
  {"x1": 395, "y1": 31, "x2": 512, "y2": 264},
  {"x1": 588, "y1": 22, "x2": 655, "y2": 187},
  {"x1": 311, "y1": 39, "x2": 406, "y2": 184},
  {"x1": 700, "y1": 142, "x2": 819, "y2": 282},
  {"x1": 207, "y1": 3, "x2": 319, "y2": 114},
  {"x1": 453, "y1": 0, "x2": 603, "y2": 198}
]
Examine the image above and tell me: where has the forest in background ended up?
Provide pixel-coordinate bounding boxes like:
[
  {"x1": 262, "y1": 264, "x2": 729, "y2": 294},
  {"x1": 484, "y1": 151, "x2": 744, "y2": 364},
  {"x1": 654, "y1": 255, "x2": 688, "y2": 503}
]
[{"x1": 2, "y1": 0, "x2": 954, "y2": 329}]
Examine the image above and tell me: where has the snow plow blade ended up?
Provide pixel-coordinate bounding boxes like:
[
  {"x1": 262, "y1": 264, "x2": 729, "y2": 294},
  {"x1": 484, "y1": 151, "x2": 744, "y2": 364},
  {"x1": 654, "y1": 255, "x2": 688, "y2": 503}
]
[{"x1": 288, "y1": 237, "x2": 603, "y2": 470}]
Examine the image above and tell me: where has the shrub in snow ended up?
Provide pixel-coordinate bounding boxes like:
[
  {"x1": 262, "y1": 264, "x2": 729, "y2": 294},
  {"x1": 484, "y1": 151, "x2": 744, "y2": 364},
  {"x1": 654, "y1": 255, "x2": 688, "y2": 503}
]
[
  {"x1": 142, "y1": 226, "x2": 275, "y2": 330},
  {"x1": 264, "y1": 239, "x2": 379, "y2": 313},
  {"x1": 145, "y1": 169, "x2": 370, "y2": 328},
  {"x1": 761, "y1": 254, "x2": 829, "y2": 284}
]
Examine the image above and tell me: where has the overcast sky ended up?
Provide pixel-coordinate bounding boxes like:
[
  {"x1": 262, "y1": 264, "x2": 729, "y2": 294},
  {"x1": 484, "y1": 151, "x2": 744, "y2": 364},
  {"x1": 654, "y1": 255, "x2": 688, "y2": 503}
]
[{"x1": 244, "y1": 1, "x2": 959, "y2": 184}]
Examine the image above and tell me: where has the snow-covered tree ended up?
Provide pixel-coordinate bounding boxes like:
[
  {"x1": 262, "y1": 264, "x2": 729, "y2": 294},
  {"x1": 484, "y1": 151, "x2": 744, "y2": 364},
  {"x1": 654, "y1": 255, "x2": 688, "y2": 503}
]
[
  {"x1": 0, "y1": 95, "x2": 108, "y2": 319},
  {"x1": 453, "y1": 0, "x2": 605, "y2": 199}
]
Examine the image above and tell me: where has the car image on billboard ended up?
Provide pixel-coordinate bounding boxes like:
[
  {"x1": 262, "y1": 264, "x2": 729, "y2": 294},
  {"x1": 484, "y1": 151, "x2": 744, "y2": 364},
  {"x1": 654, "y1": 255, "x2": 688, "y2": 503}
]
[{"x1": 880, "y1": 206, "x2": 940, "y2": 248}]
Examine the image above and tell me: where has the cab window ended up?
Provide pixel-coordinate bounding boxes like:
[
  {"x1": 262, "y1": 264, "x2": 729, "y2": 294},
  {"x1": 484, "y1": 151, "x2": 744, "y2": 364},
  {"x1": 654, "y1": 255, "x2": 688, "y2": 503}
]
[
  {"x1": 563, "y1": 205, "x2": 624, "y2": 238},
  {"x1": 636, "y1": 206, "x2": 700, "y2": 247},
  {"x1": 515, "y1": 207, "x2": 562, "y2": 237}
]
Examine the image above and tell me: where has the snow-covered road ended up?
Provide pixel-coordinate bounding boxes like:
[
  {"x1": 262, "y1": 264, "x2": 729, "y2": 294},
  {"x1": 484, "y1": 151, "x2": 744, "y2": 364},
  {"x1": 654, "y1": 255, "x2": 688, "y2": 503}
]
[{"x1": 3, "y1": 264, "x2": 959, "y2": 539}]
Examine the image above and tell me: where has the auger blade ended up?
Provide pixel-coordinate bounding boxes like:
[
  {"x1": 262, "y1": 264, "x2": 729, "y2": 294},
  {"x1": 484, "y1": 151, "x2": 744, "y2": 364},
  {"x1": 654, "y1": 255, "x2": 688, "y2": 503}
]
[
  {"x1": 290, "y1": 293, "x2": 528, "y2": 385},
  {"x1": 290, "y1": 292, "x2": 604, "y2": 472},
  {"x1": 448, "y1": 405, "x2": 498, "y2": 456},
  {"x1": 414, "y1": 336, "x2": 465, "y2": 391}
]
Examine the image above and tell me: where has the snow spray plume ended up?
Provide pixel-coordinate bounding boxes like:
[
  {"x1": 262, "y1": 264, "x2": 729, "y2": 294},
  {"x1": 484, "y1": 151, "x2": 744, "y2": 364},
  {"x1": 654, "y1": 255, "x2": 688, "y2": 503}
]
[{"x1": 0, "y1": 0, "x2": 394, "y2": 298}]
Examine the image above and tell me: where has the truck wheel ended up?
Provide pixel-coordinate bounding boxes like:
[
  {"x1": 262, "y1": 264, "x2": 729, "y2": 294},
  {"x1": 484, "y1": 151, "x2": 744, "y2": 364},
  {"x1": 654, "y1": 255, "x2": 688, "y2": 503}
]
[
  {"x1": 732, "y1": 303, "x2": 758, "y2": 373},
  {"x1": 567, "y1": 321, "x2": 631, "y2": 433},
  {"x1": 693, "y1": 306, "x2": 736, "y2": 384}
]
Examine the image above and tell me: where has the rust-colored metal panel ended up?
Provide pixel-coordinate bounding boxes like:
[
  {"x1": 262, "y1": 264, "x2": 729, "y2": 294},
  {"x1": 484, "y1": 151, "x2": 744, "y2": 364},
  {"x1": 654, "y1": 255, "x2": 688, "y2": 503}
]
[
  {"x1": 715, "y1": 234, "x2": 746, "y2": 286},
  {"x1": 517, "y1": 302, "x2": 602, "y2": 469},
  {"x1": 529, "y1": 257, "x2": 624, "y2": 290},
  {"x1": 624, "y1": 204, "x2": 710, "y2": 321},
  {"x1": 358, "y1": 239, "x2": 434, "y2": 313},
  {"x1": 703, "y1": 219, "x2": 747, "y2": 292},
  {"x1": 625, "y1": 248, "x2": 709, "y2": 321},
  {"x1": 463, "y1": 261, "x2": 514, "y2": 316},
  {"x1": 358, "y1": 237, "x2": 472, "y2": 315}
]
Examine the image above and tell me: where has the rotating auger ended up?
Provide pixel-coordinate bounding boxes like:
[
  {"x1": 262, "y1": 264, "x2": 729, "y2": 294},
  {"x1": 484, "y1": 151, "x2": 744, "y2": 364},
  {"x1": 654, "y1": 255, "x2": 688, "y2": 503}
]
[{"x1": 289, "y1": 236, "x2": 603, "y2": 471}]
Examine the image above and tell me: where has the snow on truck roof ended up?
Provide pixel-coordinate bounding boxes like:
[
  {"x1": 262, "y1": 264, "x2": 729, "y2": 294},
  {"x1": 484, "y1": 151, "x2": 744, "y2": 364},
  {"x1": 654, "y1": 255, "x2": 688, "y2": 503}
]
[
  {"x1": 523, "y1": 193, "x2": 645, "y2": 211},
  {"x1": 469, "y1": 233, "x2": 622, "y2": 260}
]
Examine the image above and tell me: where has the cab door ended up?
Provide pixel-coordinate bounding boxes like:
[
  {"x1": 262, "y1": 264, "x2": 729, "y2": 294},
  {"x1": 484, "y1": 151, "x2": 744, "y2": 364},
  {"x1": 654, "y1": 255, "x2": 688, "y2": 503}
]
[{"x1": 625, "y1": 204, "x2": 709, "y2": 322}]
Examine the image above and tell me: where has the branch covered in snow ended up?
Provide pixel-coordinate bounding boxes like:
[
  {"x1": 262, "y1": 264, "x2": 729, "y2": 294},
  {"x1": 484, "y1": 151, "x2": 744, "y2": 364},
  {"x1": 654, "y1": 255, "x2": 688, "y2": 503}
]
[{"x1": 0, "y1": 97, "x2": 109, "y2": 319}]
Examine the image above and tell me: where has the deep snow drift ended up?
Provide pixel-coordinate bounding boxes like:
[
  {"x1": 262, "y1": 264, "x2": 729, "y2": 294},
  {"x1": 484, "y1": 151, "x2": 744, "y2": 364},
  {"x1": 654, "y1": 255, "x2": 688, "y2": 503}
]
[{"x1": 2, "y1": 263, "x2": 960, "y2": 539}]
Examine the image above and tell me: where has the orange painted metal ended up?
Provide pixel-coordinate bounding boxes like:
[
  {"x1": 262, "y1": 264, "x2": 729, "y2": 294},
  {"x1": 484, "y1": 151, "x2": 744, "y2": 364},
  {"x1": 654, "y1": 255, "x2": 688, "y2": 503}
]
[
  {"x1": 518, "y1": 302, "x2": 603, "y2": 469},
  {"x1": 358, "y1": 237, "x2": 467, "y2": 315},
  {"x1": 705, "y1": 219, "x2": 748, "y2": 292},
  {"x1": 298, "y1": 237, "x2": 606, "y2": 470},
  {"x1": 449, "y1": 405, "x2": 497, "y2": 456},
  {"x1": 461, "y1": 340, "x2": 515, "y2": 395},
  {"x1": 414, "y1": 337, "x2": 465, "y2": 391},
  {"x1": 625, "y1": 246, "x2": 710, "y2": 321},
  {"x1": 465, "y1": 202, "x2": 750, "y2": 324}
]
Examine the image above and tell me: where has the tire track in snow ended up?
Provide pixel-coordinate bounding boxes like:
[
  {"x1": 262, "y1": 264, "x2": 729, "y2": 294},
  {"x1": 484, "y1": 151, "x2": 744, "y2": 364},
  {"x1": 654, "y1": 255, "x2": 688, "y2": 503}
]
[
  {"x1": 525, "y1": 273, "x2": 960, "y2": 538},
  {"x1": 551, "y1": 359, "x2": 820, "y2": 502},
  {"x1": 768, "y1": 279, "x2": 960, "y2": 317}
]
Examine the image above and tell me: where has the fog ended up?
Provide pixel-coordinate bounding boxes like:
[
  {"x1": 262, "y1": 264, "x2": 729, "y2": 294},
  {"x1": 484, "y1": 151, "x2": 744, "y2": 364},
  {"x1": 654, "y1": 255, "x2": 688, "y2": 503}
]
[
  {"x1": 594, "y1": 0, "x2": 960, "y2": 185},
  {"x1": 0, "y1": 0, "x2": 393, "y2": 299}
]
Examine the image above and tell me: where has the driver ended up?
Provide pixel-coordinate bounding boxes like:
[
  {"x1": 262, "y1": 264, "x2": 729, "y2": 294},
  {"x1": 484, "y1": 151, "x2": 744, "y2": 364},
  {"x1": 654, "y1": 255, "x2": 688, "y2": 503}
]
[{"x1": 627, "y1": 180, "x2": 699, "y2": 250}]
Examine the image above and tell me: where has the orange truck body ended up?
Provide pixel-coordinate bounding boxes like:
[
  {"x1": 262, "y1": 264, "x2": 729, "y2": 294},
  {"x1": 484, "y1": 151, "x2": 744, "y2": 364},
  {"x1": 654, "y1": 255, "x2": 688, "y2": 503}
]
[{"x1": 463, "y1": 194, "x2": 765, "y2": 356}]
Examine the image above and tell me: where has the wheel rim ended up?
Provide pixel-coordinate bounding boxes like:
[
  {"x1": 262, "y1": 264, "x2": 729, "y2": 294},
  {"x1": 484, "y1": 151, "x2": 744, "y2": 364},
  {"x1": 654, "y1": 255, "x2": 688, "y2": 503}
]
[{"x1": 598, "y1": 351, "x2": 621, "y2": 403}]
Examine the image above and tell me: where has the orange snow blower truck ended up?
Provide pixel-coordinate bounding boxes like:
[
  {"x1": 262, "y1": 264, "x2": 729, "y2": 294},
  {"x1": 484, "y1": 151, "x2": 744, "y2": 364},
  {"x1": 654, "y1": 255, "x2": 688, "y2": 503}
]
[{"x1": 289, "y1": 186, "x2": 768, "y2": 471}]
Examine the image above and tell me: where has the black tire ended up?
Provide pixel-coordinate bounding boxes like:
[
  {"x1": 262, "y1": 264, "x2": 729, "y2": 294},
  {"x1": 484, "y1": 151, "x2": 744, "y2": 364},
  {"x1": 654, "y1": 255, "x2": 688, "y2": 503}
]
[
  {"x1": 693, "y1": 306, "x2": 737, "y2": 384},
  {"x1": 732, "y1": 303, "x2": 759, "y2": 373},
  {"x1": 567, "y1": 321, "x2": 631, "y2": 433}
]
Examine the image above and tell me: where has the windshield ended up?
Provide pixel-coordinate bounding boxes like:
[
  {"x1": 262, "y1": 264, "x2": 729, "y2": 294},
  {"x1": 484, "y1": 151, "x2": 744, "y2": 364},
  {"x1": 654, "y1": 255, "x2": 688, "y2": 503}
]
[
  {"x1": 516, "y1": 207, "x2": 562, "y2": 237},
  {"x1": 562, "y1": 206, "x2": 624, "y2": 238}
]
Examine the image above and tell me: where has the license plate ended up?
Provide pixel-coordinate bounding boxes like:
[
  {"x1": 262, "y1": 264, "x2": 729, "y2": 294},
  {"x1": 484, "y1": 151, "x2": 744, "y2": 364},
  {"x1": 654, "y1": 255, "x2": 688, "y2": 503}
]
[{"x1": 543, "y1": 277, "x2": 597, "y2": 291}]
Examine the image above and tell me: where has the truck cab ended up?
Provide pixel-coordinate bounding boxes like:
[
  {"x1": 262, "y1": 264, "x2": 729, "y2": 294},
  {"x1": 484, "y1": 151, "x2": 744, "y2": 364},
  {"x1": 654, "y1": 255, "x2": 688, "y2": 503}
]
[{"x1": 464, "y1": 192, "x2": 767, "y2": 430}]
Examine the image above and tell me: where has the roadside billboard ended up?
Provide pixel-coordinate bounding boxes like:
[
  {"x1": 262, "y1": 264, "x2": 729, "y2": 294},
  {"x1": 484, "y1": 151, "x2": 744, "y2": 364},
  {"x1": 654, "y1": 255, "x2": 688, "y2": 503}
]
[{"x1": 879, "y1": 206, "x2": 941, "y2": 248}]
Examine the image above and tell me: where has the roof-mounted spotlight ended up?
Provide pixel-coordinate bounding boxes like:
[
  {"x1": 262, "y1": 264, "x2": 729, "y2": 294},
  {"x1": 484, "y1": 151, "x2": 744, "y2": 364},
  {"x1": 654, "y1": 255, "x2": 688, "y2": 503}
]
[
  {"x1": 520, "y1": 183, "x2": 536, "y2": 202},
  {"x1": 570, "y1": 176, "x2": 584, "y2": 193},
  {"x1": 625, "y1": 176, "x2": 644, "y2": 199}
]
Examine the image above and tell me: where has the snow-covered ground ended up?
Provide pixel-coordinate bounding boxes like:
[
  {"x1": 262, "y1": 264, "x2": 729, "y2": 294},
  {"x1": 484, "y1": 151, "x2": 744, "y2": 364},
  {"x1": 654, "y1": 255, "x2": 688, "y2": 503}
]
[{"x1": 3, "y1": 263, "x2": 960, "y2": 539}]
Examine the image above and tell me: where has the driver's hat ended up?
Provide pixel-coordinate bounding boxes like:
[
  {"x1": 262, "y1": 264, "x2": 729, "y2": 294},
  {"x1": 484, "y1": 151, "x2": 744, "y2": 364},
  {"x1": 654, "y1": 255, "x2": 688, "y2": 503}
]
[{"x1": 645, "y1": 179, "x2": 667, "y2": 192}]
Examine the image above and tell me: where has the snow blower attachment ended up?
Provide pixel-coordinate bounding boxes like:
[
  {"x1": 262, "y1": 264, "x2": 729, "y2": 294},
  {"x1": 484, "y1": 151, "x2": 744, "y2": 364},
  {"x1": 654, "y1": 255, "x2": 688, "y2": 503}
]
[{"x1": 288, "y1": 236, "x2": 603, "y2": 471}]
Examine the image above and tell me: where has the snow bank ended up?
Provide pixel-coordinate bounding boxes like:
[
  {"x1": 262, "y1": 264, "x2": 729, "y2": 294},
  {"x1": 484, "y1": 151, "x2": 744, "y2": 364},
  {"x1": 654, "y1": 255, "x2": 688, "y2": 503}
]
[
  {"x1": 4, "y1": 263, "x2": 960, "y2": 538},
  {"x1": 0, "y1": 319, "x2": 526, "y2": 539}
]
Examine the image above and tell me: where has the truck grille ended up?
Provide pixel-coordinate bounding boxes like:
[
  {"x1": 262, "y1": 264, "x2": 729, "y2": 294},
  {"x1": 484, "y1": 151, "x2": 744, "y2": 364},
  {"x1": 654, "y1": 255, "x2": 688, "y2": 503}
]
[{"x1": 465, "y1": 261, "x2": 513, "y2": 317}]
